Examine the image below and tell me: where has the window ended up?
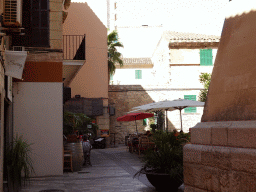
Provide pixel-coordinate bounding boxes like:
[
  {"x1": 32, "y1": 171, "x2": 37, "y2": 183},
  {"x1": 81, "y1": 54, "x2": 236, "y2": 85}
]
[
  {"x1": 12, "y1": 0, "x2": 50, "y2": 47},
  {"x1": 184, "y1": 95, "x2": 197, "y2": 113},
  {"x1": 115, "y1": 14, "x2": 117, "y2": 21},
  {"x1": 110, "y1": 74, "x2": 113, "y2": 80},
  {"x1": 114, "y1": 2, "x2": 117, "y2": 9},
  {"x1": 200, "y1": 49, "x2": 212, "y2": 66},
  {"x1": 135, "y1": 70, "x2": 142, "y2": 79}
]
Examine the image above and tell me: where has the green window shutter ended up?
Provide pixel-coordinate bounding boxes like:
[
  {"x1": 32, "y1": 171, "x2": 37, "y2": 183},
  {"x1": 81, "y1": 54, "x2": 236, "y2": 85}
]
[
  {"x1": 184, "y1": 107, "x2": 190, "y2": 113},
  {"x1": 207, "y1": 49, "x2": 213, "y2": 65},
  {"x1": 184, "y1": 95, "x2": 191, "y2": 100},
  {"x1": 191, "y1": 95, "x2": 196, "y2": 101},
  {"x1": 135, "y1": 70, "x2": 142, "y2": 79},
  {"x1": 110, "y1": 74, "x2": 113, "y2": 80},
  {"x1": 200, "y1": 49, "x2": 206, "y2": 66},
  {"x1": 200, "y1": 49, "x2": 212, "y2": 66},
  {"x1": 143, "y1": 119, "x2": 147, "y2": 125},
  {"x1": 184, "y1": 95, "x2": 197, "y2": 113}
]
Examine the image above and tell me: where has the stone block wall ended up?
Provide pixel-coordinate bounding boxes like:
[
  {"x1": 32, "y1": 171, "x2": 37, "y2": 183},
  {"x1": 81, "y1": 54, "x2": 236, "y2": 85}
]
[
  {"x1": 26, "y1": 52, "x2": 63, "y2": 62},
  {"x1": 109, "y1": 85, "x2": 154, "y2": 144},
  {"x1": 184, "y1": 121, "x2": 256, "y2": 191},
  {"x1": 50, "y1": 0, "x2": 63, "y2": 49},
  {"x1": 109, "y1": 85, "x2": 203, "y2": 143}
]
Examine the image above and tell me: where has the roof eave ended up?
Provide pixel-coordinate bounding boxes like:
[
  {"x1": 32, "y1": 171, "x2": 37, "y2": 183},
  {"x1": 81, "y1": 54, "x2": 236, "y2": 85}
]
[{"x1": 168, "y1": 41, "x2": 220, "y2": 49}]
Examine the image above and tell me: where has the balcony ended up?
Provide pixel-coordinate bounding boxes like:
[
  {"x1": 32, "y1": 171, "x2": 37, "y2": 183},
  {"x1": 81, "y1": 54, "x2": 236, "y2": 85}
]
[
  {"x1": 63, "y1": 34, "x2": 86, "y2": 60},
  {"x1": 63, "y1": 34, "x2": 86, "y2": 87}
]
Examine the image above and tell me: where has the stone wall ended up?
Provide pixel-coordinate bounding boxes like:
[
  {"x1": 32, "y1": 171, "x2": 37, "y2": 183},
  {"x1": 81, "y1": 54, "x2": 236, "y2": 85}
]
[
  {"x1": 184, "y1": 121, "x2": 256, "y2": 191},
  {"x1": 26, "y1": 51, "x2": 63, "y2": 62},
  {"x1": 109, "y1": 85, "x2": 203, "y2": 144},
  {"x1": 109, "y1": 85, "x2": 155, "y2": 144},
  {"x1": 184, "y1": 3, "x2": 256, "y2": 191}
]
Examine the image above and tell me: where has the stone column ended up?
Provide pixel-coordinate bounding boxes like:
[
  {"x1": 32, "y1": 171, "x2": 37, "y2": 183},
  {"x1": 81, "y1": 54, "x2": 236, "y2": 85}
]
[{"x1": 184, "y1": 1, "x2": 256, "y2": 191}]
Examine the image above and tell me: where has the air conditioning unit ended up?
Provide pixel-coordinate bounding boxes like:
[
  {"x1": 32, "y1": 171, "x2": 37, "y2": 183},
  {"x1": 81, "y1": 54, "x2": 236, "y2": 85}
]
[
  {"x1": 3, "y1": 0, "x2": 22, "y2": 27},
  {"x1": 13, "y1": 46, "x2": 25, "y2": 51}
]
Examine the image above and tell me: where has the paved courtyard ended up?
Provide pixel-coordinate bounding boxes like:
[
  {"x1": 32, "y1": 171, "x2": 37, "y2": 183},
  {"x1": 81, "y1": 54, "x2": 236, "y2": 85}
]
[{"x1": 20, "y1": 144, "x2": 184, "y2": 192}]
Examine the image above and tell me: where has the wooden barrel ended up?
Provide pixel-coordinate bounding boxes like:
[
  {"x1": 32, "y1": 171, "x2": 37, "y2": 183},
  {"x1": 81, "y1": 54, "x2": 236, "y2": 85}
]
[{"x1": 64, "y1": 142, "x2": 83, "y2": 172}]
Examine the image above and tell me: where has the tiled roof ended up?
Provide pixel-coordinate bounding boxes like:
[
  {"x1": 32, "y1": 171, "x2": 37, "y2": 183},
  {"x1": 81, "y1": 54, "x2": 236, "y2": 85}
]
[
  {"x1": 165, "y1": 31, "x2": 220, "y2": 43},
  {"x1": 117, "y1": 58, "x2": 153, "y2": 65}
]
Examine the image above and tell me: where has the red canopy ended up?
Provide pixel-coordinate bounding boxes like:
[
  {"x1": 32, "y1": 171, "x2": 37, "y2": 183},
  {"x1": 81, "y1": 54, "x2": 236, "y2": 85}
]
[
  {"x1": 117, "y1": 113, "x2": 154, "y2": 134},
  {"x1": 117, "y1": 112, "x2": 154, "y2": 121}
]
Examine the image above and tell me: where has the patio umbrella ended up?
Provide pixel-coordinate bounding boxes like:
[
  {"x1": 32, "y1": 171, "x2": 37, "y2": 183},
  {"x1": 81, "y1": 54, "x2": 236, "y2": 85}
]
[
  {"x1": 130, "y1": 99, "x2": 205, "y2": 132},
  {"x1": 117, "y1": 112, "x2": 154, "y2": 134}
]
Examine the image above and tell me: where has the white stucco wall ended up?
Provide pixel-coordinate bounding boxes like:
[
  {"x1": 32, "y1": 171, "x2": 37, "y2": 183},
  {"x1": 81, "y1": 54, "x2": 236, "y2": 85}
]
[
  {"x1": 13, "y1": 82, "x2": 63, "y2": 177},
  {"x1": 110, "y1": 68, "x2": 154, "y2": 85},
  {"x1": 170, "y1": 66, "x2": 214, "y2": 88},
  {"x1": 169, "y1": 49, "x2": 218, "y2": 64}
]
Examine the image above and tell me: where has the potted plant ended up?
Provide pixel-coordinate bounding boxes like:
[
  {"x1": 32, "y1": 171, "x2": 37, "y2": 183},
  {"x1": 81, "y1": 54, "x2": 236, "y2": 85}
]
[
  {"x1": 63, "y1": 111, "x2": 98, "y2": 171},
  {"x1": 5, "y1": 135, "x2": 34, "y2": 192},
  {"x1": 150, "y1": 124, "x2": 157, "y2": 133},
  {"x1": 133, "y1": 130, "x2": 190, "y2": 191},
  {"x1": 63, "y1": 111, "x2": 98, "y2": 139}
]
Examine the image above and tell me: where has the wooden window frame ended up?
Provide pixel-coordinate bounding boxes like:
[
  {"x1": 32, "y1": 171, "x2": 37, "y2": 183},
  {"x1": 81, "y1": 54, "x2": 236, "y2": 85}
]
[{"x1": 13, "y1": 0, "x2": 50, "y2": 47}]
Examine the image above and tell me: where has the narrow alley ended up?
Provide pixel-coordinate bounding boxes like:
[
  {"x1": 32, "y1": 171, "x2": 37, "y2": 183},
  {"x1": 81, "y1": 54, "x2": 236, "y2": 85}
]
[{"x1": 21, "y1": 145, "x2": 158, "y2": 192}]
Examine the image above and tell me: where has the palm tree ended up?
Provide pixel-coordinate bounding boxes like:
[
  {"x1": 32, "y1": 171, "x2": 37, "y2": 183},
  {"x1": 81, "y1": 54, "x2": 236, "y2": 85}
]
[{"x1": 108, "y1": 30, "x2": 124, "y2": 82}]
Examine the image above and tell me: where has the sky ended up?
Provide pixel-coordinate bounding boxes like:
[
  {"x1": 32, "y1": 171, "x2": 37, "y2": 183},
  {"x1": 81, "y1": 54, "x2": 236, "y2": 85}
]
[
  {"x1": 72, "y1": 0, "x2": 229, "y2": 35},
  {"x1": 71, "y1": 0, "x2": 231, "y2": 57}
]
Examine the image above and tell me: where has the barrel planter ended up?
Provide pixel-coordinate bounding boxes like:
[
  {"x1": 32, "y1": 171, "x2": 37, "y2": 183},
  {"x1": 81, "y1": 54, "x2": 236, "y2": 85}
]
[{"x1": 64, "y1": 142, "x2": 83, "y2": 172}]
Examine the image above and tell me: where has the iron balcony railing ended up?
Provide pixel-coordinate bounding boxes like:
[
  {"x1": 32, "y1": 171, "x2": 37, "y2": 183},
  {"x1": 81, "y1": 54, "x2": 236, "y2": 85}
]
[{"x1": 63, "y1": 34, "x2": 86, "y2": 60}]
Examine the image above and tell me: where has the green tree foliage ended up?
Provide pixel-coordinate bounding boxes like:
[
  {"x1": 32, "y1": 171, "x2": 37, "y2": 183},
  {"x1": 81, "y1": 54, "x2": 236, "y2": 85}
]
[
  {"x1": 199, "y1": 73, "x2": 211, "y2": 102},
  {"x1": 108, "y1": 30, "x2": 124, "y2": 78},
  {"x1": 63, "y1": 111, "x2": 98, "y2": 138}
]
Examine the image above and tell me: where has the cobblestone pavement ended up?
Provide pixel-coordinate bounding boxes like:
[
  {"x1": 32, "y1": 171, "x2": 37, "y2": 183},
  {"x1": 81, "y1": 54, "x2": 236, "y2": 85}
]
[
  {"x1": 21, "y1": 144, "x2": 184, "y2": 192},
  {"x1": 20, "y1": 145, "x2": 158, "y2": 192}
]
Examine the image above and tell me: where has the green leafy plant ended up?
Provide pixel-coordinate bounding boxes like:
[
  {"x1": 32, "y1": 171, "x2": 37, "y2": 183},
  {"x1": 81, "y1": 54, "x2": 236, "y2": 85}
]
[
  {"x1": 134, "y1": 130, "x2": 190, "y2": 181},
  {"x1": 199, "y1": 72, "x2": 211, "y2": 102},
  {"x1": 150, "y1": 124, "x2": 157, "y2": 133},
  {"x1": 6, "y1": 135, "x2": 35, "y2": 190},
  {"x1": 63, "y1": 111, "x2": 99, "y2": 139}
]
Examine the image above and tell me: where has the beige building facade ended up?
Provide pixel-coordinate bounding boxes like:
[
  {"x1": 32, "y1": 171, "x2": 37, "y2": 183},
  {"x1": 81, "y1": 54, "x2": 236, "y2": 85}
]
[
  {"x1": 0, "y1": 0, "x2": 65, "y2": 187},
  {"x1": 11, "y1": 0, "x2": 64, "y2": 178},
  {"x1": 63, "y1": 2, "x2": 109, "y2": 134}
]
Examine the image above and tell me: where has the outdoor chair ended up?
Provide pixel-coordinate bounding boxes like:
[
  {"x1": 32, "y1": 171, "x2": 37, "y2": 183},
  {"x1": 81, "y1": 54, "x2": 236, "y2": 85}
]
[
  {"x1": 138, "y1": 136, "x2": 149, "y2": 156},
  {"x1": 63, "y1": 149, "x2": 73, "y2": 172},
  {"x1": 127, "y1": 134, "x2": 137, "y2": 153}
]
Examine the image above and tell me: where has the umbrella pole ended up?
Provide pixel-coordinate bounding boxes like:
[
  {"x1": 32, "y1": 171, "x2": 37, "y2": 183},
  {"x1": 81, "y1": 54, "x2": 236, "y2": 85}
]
[
  {"x1": 165, "y1": 109, "x2": 168, "y2": 133},
  {"x1": 180, "y1": 109, "x2": 183, "y2": 132},
  {"x1": 135, "y1": 119, "x2": 138, "y2": 134}
]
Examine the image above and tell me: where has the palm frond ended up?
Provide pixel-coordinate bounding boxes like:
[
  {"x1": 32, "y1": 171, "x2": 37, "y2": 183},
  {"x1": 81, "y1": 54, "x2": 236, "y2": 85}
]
[{"x1": 108, "y1": 30, "x2": 124, "y2": 79}]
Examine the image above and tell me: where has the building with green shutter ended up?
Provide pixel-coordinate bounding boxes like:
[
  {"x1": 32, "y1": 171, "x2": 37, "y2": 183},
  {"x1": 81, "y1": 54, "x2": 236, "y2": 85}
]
[
  {"x1": 150, "y1": 31, "x2": 220, "y2": 132},
  {"x1": 109, "y1": 30, "x2": 220, "y2": 135}
]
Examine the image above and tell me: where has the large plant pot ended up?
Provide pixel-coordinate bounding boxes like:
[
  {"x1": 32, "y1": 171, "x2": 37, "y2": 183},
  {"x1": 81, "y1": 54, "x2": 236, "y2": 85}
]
[
  {"x1": 64, "y1": 142, "x2": 83, "y2": 172},
  {"x1": 141, "y1": 169, "x2": 183, "y2": 191}
]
